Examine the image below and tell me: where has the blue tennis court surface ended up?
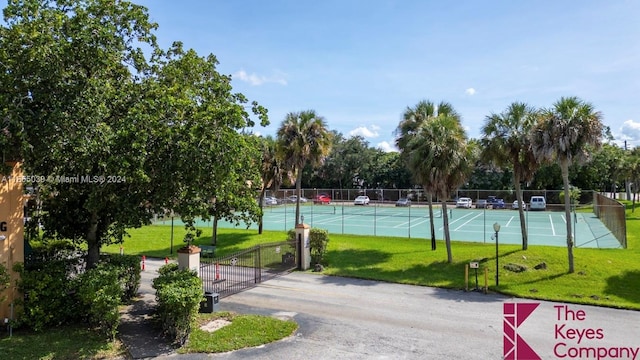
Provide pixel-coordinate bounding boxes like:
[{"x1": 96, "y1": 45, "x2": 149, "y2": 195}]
[{"x1": 156, "y1": 203, "x2": 623, "y2": 249}]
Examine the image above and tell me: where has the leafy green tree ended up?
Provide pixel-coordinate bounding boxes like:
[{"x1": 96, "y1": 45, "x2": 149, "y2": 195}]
[
  {"x1": 529, "y1": 163, "x2": 563, "y2": 190},
  {"x1": 569, "y1": 143, "x2": 624, "y2": 195},
  {"x1": 369, "y1": 151, "x2": 413, "y2": 190},
  {"x1": 481, "y1": 102, "x2": 539, "y2": 250},
  {"x1": 626, "y1": 147, "x2": 640, "y2": 211},
  {"x1": 406, "y1": 113, "x2": 472, "y2": 263},
  {"x1": 1, "y1": 0, "x2": 161, "y2": 268},
  {"x1": 531, "y1": 96, "x2": 604, "y2": 273},
  {"x1": 396, "y1": 100, "x2": 461, "y2": 250},
  {"x1": 129, "y1": 43, "x2": 268, "y2": 248},
  {"x1": 0, "y1": 0, "x2": 267, "y2": 268},
  {"x1": 314, "y1": 134, "x2": 376, "y2": 191},
  {"x1": 276, "y1": 110, "x2": 333, "y2": 225}
]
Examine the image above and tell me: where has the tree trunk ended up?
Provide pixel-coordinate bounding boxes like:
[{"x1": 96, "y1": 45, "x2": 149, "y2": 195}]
[
  {"x1": 442, "y1": 201, "x2": 452, "y2": 263},
  {"x1": 514, "y1": 172, "x2": 528, "y2": 250},
  {"x1": 212, "y1": 217, "x2": 218, "y2": 246},
  {"x1": 561, "y1": 160, "x2": 574, "y2": 273},
  {"x1": 86, "y1": 210, "x2": 100, "y2": 269},
  {"x1": 427, "y1": 193, "x2": 436, "y2": 250},
  {"x1": 295, "y1": 169, "x2": 303, "y2": 225},
  {"x1": 258, "y1": 187, "x2": 266, "y2": 234}
]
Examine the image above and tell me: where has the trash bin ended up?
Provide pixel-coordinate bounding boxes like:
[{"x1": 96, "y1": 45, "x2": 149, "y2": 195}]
[{"x1": 199, "y1": 292, "x2": 219, "y2": 313}]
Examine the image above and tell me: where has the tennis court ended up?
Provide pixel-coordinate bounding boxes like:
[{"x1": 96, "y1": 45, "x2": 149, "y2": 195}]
[{"x1": 156, "y1": 203, "x2": 623, "y2": 249}]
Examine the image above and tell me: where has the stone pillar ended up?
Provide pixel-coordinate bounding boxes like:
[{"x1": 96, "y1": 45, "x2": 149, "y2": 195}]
[
  {"x1": 177, "y1": 245, "x2": 201, "y2": 272},
  {"x1": 295, "y1": 223, "x2": 311, "y2": 270},
  {"x1": 0, "y1": 162, "x2": 25, "y2": 320}
]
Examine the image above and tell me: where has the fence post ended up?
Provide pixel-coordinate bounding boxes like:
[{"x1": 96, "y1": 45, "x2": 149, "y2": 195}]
[{"x1": 255, "y1": 245, "x2": 261, "y2": 284}]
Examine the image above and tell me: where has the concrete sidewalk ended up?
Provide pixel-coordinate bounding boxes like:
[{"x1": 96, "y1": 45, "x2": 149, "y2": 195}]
[{"x1": 118, "y1": 257, "x2": 175, "y2": 359}]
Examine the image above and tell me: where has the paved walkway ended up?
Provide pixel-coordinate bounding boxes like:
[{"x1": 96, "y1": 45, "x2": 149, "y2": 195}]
[{"x1": 118, "y1": 257, "x2": 175, "y2": 359}]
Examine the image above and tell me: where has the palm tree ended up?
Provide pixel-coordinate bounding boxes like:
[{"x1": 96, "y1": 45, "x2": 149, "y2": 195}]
[
  {"x1": 395, "y1": 100, "x2": 460, "y2": 250},
  {"x1": 406, "y1": 113, "x2": 472, "y2": 263},
  {"x1": 531, "y1": 96, "x2": 604, "y2": 273},
  {"x1": 276, "y1": 110, "x2": 333, "y2": 225},
  {"x1": 481, "y1": 102, "x2": 539, "y2": 250},
  {"x1": 258, "y1": 136, "x2": 283, "y2": 234}
]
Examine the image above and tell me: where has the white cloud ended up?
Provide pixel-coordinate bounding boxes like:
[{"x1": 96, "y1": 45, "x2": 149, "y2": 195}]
[
  {"x1": 619, "y1": 119, "x2": 640, "y2": 141},
  {"x1": 465, "y1": 88, "x2": 476, "y2": 96},
  {"x1": 233, "y1": 70, "x2": 287, "y2": 86},
  {"x1": 349, "y1": 125, "x2": 380, "y2": 138},
  {"x1": 376, "y1": 141, "x2": 398, "y2": 153}
]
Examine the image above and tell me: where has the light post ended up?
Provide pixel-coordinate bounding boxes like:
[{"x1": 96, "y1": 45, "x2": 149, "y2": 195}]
[{"x1": 493, "y1": 222, "x2": 501, "y2": 286}]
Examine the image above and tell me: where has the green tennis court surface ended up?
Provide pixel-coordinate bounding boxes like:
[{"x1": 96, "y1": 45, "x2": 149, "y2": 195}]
[{"x1": 155, "y1": 203, "x2": 622, "y2": 249}]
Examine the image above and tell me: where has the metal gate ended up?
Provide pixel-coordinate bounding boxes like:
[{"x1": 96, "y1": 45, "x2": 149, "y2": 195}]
[{"x1": 199, "y1": 240, "x2": 298, "y2": 298}]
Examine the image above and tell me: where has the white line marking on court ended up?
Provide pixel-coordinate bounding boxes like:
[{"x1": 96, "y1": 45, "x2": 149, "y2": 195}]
[
  {"x1": 438, "y1": 211, "x2": 475, "y2": 231},
  {"x1": 506, "y1": 216, "x2": 515, "y2": 227},
  {"x1": 454, "y1": 213, "x2": 484, "y2": 231},
  {"x1": 549, "y1": 214, "x2": 556, "y2": 236},
  {"x1": 408, "y1": 218, "x2": 430, "y2": 228}
]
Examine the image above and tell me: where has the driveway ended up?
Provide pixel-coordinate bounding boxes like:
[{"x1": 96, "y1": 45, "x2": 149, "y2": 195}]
[{"x1": 183, "y1": 272, "x2": 640, "y2": 359}]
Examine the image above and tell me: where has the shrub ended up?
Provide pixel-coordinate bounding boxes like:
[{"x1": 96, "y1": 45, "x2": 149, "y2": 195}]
[
  {"x1": 152, "y1": 264, "x2": 203, "y2": 345},
  {"x1": 101, "y1": 254, "x2": 141, "y2": 302},
  {"x1": 13, "y1": 259, "x2": 82, "y2": 331},
  {"x1": 158, "y1": 262, "x2": 179, "y2": 276},
  {"x1": 559, "y1": 186, "x2": 582, "y2": 206},
  {"x1": 13, "y1": 241, "x2": 139, "y2": 336},
  {"x1": 309, "y1": 228, "x2": 330, "y2": 265},
  {"x1": 286, "y1": 228, "x2": 296, "y2": 242},
  {"x1": 76, "y1": 263, "x2": 123, "y2": 340}
]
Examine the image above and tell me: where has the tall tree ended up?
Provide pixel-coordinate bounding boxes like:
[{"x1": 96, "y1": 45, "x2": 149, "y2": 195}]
[
  {"x1": 314, "y1": 134, "x2": 375, "y2": 191},
  {"x1": 0, "y1": 1, "x2": 267, "y2": 268},
  {"x1": 276, "y1": 110, "x2": 333, "y2": 225},
  {"x1": 406, "y1": 113, "x2": 472, "y2": 263},
  {"x1": 258, "y1": 135, "x2": 283, "y2": 234},
  {"x1": 396, "y1": 100, "x2": 460, "y2": 250},
  {"x1": 531, "y1": 96, "x2": 604, "y2": 273},
  {"x1": 481, "y1": 102, "x2": 539, "y2": 250},
  {"x1": 626, "y1": 147, "x2": 640, "y2": 211}
]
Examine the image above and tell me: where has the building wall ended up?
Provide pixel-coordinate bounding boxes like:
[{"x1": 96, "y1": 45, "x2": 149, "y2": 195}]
[{"x1": 0, "y1": 162, "x2": 25, "y2": 320}]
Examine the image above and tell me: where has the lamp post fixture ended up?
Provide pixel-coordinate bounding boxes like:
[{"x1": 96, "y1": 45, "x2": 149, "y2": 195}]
[{"x1": 493, "y1": 222, "x2": 501, "y2": 286}]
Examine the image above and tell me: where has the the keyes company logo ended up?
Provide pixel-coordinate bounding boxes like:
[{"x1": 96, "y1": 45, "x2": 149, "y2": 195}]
[
  {"x1": 504, "y1": 303, "x2": 541, "y2": 359},
  {"x1": 503, "y1": 303, "x2": 639, "y2": 360}
]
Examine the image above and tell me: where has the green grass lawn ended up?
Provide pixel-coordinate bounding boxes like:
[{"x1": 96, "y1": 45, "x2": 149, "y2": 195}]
[
  {"x1": 0, "y1": 324, "x2": 127, "y2": 359},
  {"x1": 104, "y1": 204, "x2": 640, "y2": 310},
  {"x1": 178, "y1": 312, "x2": 297, "y2": 354}
]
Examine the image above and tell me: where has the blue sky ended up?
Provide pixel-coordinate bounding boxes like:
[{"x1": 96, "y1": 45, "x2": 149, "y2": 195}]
[{"x1": 10, "y1": 0, "x2": 640, "y2": 151}]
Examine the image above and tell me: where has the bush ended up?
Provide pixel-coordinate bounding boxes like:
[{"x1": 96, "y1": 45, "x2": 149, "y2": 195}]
[
  {"x1": 13, "y1": 241, "x2": 139, "y2": 337},
  {"x1": 309, "y1": 228, "x2": 329, "y2": 265},
  {"x1": 286, "y1": 228, "x2": 296, "y2": 242},
  {"x1": 76, "y1": 263, "x2": 123, "y2": 340},
  {"x1": 101, "y1": 254, "x2": 141, "y2": 302},
  {"x1": 152, "y1": 264, "x2": 203, "y2": 345},
  {"x1": 559, "y1": 186, "x2": 582, "y2": 206},
  {"x1": 13, "y1": 259, "x2": 82, "y2": 331}
]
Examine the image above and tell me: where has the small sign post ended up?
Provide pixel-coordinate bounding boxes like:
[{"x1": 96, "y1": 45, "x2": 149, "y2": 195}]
[{"x1": 469, "y1": 262, "x2": 479, "y2": 291}]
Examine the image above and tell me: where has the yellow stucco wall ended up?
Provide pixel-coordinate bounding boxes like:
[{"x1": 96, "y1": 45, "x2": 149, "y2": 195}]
[{"x1": 0, "y1": 162, "x2": 25, "y2": 320}]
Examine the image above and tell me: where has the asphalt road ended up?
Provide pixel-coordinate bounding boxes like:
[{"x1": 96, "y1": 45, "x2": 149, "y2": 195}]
[{"x1": 167, "y1": 272, "x2": 640, "y2": 360}]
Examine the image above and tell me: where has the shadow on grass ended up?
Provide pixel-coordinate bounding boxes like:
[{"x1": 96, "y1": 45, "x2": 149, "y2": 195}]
[
  {"x1": 321, "y1": 259, "x2": 504, "y2": 303},
  {"x1": 604, "y1": 270, "x2": 640, "y2": 304},
  {"x1": 325, "y1": 248, "x2": 392, "y2": 270}
]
